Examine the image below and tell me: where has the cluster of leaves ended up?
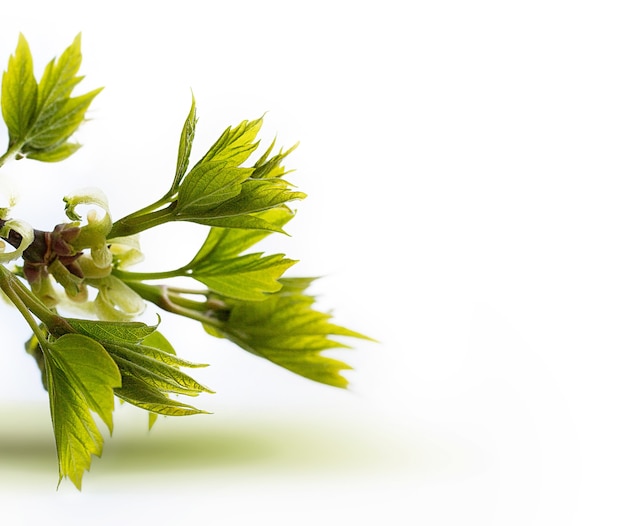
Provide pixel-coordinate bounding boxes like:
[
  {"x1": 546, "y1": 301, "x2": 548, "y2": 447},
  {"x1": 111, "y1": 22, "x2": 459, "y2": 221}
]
[{"x1": 0, "y1": 34, "x2": 370, "y2": 489}]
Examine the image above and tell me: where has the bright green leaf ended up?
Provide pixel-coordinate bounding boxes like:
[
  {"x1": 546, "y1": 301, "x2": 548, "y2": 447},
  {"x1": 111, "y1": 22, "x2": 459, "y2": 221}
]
[
  {"x1": 1, "y1": 33, "x2": 38, "y2": 146},
  {"x1": 188, "y1": 207, "x2": 294, "y2": 265},
  {"x1": 204, "y1": 278, "x2": 372, "y2": 387},
  {"x1": 24, "y1": 87, "x2": 103, "y2": 152},
  {"x1": 115, "y1": 375, "x2": 208, "y2": 417},
  {"x1": 192, "y1": 252, "x2": 297, "y2": 301},
  {"x1": 66, "y1": 317, "x2": 158, "y2": 344},
  {"x1": 44, "y1": 333, "x2": 121, "y2": 489},
  {"x1": 172, "y1": 94, "x2": 197, "y2": 191},
  {"x1": 177, "y1": 163, "x2": 253, "y2": 213},
  {"x1": 0, "y1": 33, "x2": 101, "y2": 162},
  {"x1": 26, "y1": 141, "x2": 81, "y2": 162},
  {"x1": 105, "y1": 341, "x2": 212, "y2": 396},
  {"x1": 36, "y1": 34, "x2": 83, "y2": 119},
  {"x1": 195, "y1": 117, "x2": 262, "y2": 167}
]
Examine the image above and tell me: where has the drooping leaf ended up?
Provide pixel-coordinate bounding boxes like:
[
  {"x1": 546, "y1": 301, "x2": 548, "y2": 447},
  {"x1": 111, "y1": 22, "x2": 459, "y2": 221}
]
[
  {"x1": 104, "y1": 341, "x2": 212, "y2": 397},
  {"x1": 203, "y1": 278, "x2": 372, "y2": 387},
  {"x1": 115, "y1": 375, "x2": 208, "y2": 417},
  {"x1": 43, "y1": 333, "x2": 121, "y2": 489}
]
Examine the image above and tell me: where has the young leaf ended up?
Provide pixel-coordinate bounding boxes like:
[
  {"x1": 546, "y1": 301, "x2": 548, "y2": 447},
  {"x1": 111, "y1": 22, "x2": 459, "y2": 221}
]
[
  {"x1": 175, "y1": 117, "x2": 263, "y2": 216},
  {"x1": 172, "y1": 94, "x2": 197, "y2": 192},
  {"x1": 203, "y1": 278, "x2": 371, "y2": 387},
  {"x1": 191, "y1": 252, "x2": 297, "y2": 301},
  {"x1": 115, "y1": 375, "x2": 208, "y2": 417},
  {"x1": 182, "y1": 207, "x2": 297, "y2": 300},
  {"x1": 43, "y1": 333, "x2": 121, "y2": 489},
  {"x1": 66, "y1": 317, "x2": 158, "y2": 344},
  {"x1": 0, "y1": 34, "x2": 101, "y2": 162},
  {"x1": 188, "y1": 207, "x2": 295, "y2": 264},
  {"x1": 195, "y1": 117, "x2": 263, "y2": 167},
  {"x1": 176, "y1": 163, "x2": 253, "y2": 213},
  {"x1": 1, "y1": 34, "x2": 38, "y2": 147}
]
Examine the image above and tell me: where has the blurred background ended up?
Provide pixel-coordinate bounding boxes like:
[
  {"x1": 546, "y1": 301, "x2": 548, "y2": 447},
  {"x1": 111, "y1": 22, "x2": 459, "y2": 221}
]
[{"x1": 1, "y1": 1, "x2": 626, "y2": 524}]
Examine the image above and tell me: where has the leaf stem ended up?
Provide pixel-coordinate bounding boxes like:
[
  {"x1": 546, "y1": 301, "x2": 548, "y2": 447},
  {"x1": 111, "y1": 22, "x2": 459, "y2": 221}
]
[
  {"x1": 0, "y1": 141, "x2": 25, "y2": 169},
  {"x1": 0, "y1": 266, "x2": 48, "y2": 342},
  {"x1": 0, "y1": 265, "x2": 73, "y2": 338},
  {"x1": 113, "y1": 267, "x2": 186, "y2": 282},
  {"x1": 123, "y1": 280, "x2": 225, "y2": 327},
  {"x1": 109, "y1": 200, "x2": 176, "y2": 238}
]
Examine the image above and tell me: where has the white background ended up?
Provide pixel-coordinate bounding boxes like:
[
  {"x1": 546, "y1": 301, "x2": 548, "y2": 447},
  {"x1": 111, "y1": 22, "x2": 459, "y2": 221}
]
[{"x1": 0, "y1": 1, "x2": 625, "y2": 524}]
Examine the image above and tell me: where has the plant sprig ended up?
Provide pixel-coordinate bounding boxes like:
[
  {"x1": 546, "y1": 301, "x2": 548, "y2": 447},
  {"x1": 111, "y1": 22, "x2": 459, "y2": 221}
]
[{"x1": 0, "y1": 34, "x2": 372, "y2": 489}]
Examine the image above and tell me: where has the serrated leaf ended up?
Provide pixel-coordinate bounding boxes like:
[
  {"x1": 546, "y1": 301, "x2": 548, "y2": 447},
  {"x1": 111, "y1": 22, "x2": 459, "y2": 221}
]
[
  {"x1": 252, "y1": 141, "x2": 298, "y2": 179},
  {"x1": 175, "y1": 117, "x2": 265, "y2": 215},
  {"x1": 66, "y1": 317, "x2": 158, "y2": 344},
  {"x1": 189, "y1": 207, "x2": 294, "y2": 265},
  {"x1": 43, "y1": 333, "x2": 121, "y2": 489},
  {"x1": 172, "y1": 95, "x2": 197, "y2": 191},
  {"x1": 199, "y1": 178, "x2": 306, "y2": 220},
  {"x1": 182, "y1": 207, "x2": 297, "y2": 300},
  {"x1": 177, "y1": 163, "x2": 253, "y2": 213},
  {"x1": 0, "y1": 33, "x2": 101, "y2": 162},
  {"x1": 115, "y1": 375, "x2": 208, "y2": 417},
  {"x1": 105, "y1": 341, "x2": 212, "y2": 396},
  {"x1": 1, "y1": 34, "x2": 38, "y2": 145},
  {"x1": 203, "y1": 278, "x2": 372, "y2": 387},
  {"x1": 36, "y1": 34, "x2": 83, "y2": 121},
  {"x1": 195, "y1": 117, "x2": 263, "y2": 167},
  {"x1": 24, "y1": 87, "x2": 103, "y2": 151},
  {"x1": 193, "y1": 253, "x2": 297, "y2": 301}
]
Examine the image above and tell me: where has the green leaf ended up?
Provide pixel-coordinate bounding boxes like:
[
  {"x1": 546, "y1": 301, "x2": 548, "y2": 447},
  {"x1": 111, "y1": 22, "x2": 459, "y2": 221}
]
[
  {"x1": 104, "y1": 341, "x2": 212, "y2": 396},
  {"x1": 0, "y1": 33, "x2": 101, "y2": 162},
  {"x1": 192, "y1": 252, "x2": 297, "y2": 301},
  {"x1": 182, "y1": 207, "x2": 297, "y2": 300},
  {"x1": 1, "y1": 33, "x2": 38, "y2": 145},
  {"x1": 195, "y1": 116, "x2": 263, "y2": 167},
  {"x1": 115, "y1": 375, "x2": 208, "y2": 417},
  {"x1": 26, "y1": 141, "x2": 81, "y2": 162},
  {"x1": 193, "y1": 178, "x2": 306, "y2": 221},
  {"x1": 24, "y1": 88, "x2": 103, "y2": 152},
  {"x1": 36, "y1": 34, "x2": 83, "y2": 120},
  {"x1": 188, "y1": 207, "x2": 294, "y2": 265},
  {"x1": 175, "y1": 117, "x2": 264, "y2": 216},
  {"x1": 172, "y1": 94, "x2": 197, "y2": 191},
  {"x1": 251, "y1": 140, "x2": 298, "y2": 179},
  {"x1": 43, "y1": 333, "x2": 121, "y2": 489},
  {"x1": 203, "y1": 278, "x2": 372, "y2": 387},
  {"x1": 177, "y1": 162, "x2": 253, "y2": 213},
  {"x1": 66, "y1": 317, "x2": 158, "y2": 344}
]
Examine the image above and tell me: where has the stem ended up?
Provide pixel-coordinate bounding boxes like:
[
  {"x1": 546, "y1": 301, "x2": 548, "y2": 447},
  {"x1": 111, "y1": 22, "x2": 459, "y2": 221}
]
[
  {"x1": 124, "y1": 280, "x2": 226, "y2": 327},
  {"x1": 0, "y1": 266, "x2": 73, "y2": 337},
  {"x1": 0, "y1": 141, "x2": 25, "y2": 169},
  {"x1": 109, "y1": 201, "x2": 177, "y2": 239},
  {"x1": 113, "y1": 267, "x2": 187, "y2": 282},
  {"x1": 0, "y1": 267, "x2": 48, "y2": 342}
]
